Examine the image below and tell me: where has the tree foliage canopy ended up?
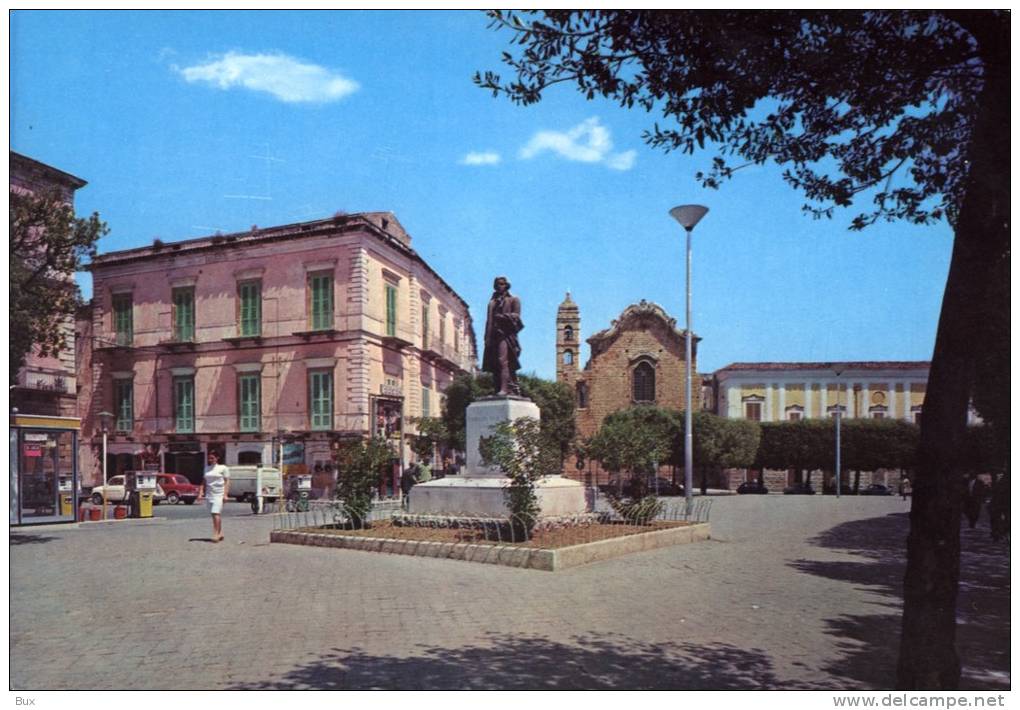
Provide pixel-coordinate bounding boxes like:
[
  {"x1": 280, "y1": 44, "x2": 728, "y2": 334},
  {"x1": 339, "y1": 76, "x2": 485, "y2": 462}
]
[
  {"x1": 478, "y1": 12, "x2": 1008, "y2": 688},
  {"x1": 333, "y1": 436, "x2": 391, "y2": 523},
  {"x1": 477, "y1": 10, "x2": 999, "y2": 229},
  {"x1": 686, "y1": 412, "x2": 761, "y2": 471},
  {"x1": 442, "y1": 372, "x2": 575, "y2": 460},
  {"x1": 757, "y1": 418, "x2": 919, "y2": 474},
  {"x1": 408, "y1": 416, "x2": 450, "y2": 461},
  {"x1": 478, "y1": 417, "x2": 558, "y2": 534},
  {"x1": 584, "y1": 405, "x2": 680, "y2": 477},
  {"x1": 10, "y1": 189, "x2": 107, "y2": 383}
]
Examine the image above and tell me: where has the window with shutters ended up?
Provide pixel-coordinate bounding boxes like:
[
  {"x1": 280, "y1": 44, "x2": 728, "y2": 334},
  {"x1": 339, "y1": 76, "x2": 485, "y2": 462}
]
[
  {"x1": 238, "y1": 280, "x2": 262, "y2": 337},
  {"x1": 385, "y1": 284, "x2": 398, "y2": 337},
  {"x1": 172, "y1": 288, "x2": 195, "y2": 342},
  {"x1": 114, "y1": 379, "x2": 133, "y2": 432},
  {"x1": 238, "y1": 374, "x2": 261, "y2": 432},
  {"x1": 309, "y1": 370, "x2": 333, "y2": 430},
  {"x1": 308, "y1": 272, "x2": 334, "y2": 331},
  {"x1": 422, "y1": 303, "x2": 430, "y2": 347},
  {"x1": 112, "y1": 294, "x2": 133, "y2": 346},
  {"x1": 174, "y1": 377, "x2": 195, "y2": 432}
]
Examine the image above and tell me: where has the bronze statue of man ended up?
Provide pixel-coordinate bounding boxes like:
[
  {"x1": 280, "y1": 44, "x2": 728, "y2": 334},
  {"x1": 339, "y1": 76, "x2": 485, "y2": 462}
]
[{"x1": 482, "y1": 276, "x2": 523, "y2": 396}]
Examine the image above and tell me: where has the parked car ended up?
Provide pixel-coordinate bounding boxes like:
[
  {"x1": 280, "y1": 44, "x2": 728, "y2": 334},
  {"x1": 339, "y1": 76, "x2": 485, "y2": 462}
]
[
  {"x1": 737, "y1": 480, "x2": 769, "y2": 495},
  {"x1": 649, "y1": 477, "x2": 684, "y2": 496},
  {"x1": 156, "y1": 473, "x2": 201, "y2": 504},
  {"x1": 860, "y1": 483, "x2": 894, "y2": 496},
  {"x1": 90, "y1": 475, "x2": 165, "y2": 504},
  {"x1": 783, "y1": 482, "x2": 816, "y2": 495},
  {"x1": 227, "y1": 466, "x2": 283, "y2": 505},
  {"x1": 614, "y1": 475, "x2": 683, "y2": 498},
  {"x1": 823, "y1": 481, "x2": 854, "y2": 495}
]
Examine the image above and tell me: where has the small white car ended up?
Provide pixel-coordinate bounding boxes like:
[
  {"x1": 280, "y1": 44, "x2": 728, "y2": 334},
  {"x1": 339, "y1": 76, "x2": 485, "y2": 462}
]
[{"x1": 89, "y1": 475, "x2": 165, "y2": 505}]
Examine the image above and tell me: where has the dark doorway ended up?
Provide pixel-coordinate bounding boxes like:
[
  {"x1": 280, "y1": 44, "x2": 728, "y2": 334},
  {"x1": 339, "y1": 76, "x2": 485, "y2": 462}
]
[
  {"x1": 238, "y1": 451, "x2": 262, "y2": 465},
  {"x1": 167, "y1": 453, "x2": 205, "y2": 485}
]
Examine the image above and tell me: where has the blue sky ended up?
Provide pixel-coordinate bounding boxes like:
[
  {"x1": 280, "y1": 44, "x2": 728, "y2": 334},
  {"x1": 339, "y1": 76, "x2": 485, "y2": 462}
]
[{"x1": 10, "y1": 10, "x2": 954, "y2": 379}]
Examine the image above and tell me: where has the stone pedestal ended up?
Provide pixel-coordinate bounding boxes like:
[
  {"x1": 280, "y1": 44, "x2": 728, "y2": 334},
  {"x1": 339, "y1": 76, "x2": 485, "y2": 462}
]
[
  {"x1": 409, "y1": 396, "x2": 587, "y2": 517},
  {"x1": 464, "y1": 396, "x2": 539, "y2": 477}
]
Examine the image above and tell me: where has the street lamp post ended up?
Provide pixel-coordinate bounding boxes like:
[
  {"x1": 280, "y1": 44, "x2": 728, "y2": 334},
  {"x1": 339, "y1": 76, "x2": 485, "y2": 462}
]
[
  {"x1": 669, "y1": 204, "x2": 709, "y2": 512},
  {"x1": 98, "y1": 411, "x2": 114, "y2": 520}
]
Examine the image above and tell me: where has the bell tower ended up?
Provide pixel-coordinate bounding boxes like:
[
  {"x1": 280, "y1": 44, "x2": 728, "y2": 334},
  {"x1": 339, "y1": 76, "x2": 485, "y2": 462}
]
[{"x1": 556, "y1": 292, "x2": 581, "y2": 382}]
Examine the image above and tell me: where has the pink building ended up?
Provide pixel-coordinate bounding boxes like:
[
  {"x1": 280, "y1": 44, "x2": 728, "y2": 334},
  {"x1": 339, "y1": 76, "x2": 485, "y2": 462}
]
[
  {"x1": 10, "y1": 152, "x2": 88, "y2": 524},
  {"x1": 79, "y1": 213, "x2": 476, "y2": 490},
  {"x1": 10, "y1": 151, "x2": 87, "y2": 417}
]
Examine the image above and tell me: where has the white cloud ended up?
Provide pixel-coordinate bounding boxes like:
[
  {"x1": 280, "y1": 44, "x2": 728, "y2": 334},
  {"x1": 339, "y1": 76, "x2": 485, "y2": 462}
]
[
  {"x1": 178, "y1": 52, "x2": 359, "y2": 103},
  {"x1": 605, "y1": 150, "x2": 637, "y2": 171},
  {"x1": 519, "y1": 117, "x2": 636, "y2": 170},
  {"x1": 460, "y1": 151, "x2": 502, "y2": 166}
]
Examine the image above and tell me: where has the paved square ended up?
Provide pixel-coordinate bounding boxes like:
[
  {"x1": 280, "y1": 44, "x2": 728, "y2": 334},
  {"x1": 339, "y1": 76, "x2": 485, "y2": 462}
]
[{"x1": 10, "y1": 496, "x2": 1009, "y2": 690}]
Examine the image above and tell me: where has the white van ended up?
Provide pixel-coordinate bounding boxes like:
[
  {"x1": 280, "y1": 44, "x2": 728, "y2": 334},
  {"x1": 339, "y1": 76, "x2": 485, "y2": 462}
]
[{"x1": 228, "y1": 466, "x2": 283, "y2": 508}]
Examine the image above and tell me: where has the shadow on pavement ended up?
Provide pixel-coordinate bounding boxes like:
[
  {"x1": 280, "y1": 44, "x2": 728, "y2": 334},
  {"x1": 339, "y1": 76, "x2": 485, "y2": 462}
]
[
  {"x1": 188, "y1": 537, "x2": 221, "y2": 543},
  {"x1": 229, "y1": 634, "x2": 826, "y2": 690},
  {"x1": 791, "y1": 512, "x2": 1009, "y2": 690},
  {"x1": 10, "y1": 533, "x2": 59, "y2": 545}
]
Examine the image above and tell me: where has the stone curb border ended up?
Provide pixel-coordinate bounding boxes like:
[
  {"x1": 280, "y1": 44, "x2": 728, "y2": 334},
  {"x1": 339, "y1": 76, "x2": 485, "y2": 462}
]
[
  {"x1": 270, "y1": 522, "x2": 711, "y2": 571},
  {"x1": 11, "y1": 517, "x2": 166, "y2": 532}
]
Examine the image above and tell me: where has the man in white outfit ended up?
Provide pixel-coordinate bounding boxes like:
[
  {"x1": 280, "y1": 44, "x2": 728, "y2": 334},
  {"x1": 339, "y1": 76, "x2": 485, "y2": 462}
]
[{"x1": 199, "y1": 451, "x2": 230, "y2": 542}]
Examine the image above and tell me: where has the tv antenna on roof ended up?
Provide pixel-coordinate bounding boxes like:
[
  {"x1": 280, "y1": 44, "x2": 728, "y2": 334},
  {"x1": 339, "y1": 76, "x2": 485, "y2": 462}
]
[{"x1": 224, "y1": 143, "x2": 284, "y2": 222}]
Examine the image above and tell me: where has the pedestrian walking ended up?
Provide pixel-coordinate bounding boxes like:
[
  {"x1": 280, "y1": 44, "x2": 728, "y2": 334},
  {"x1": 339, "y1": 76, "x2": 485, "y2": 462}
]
[
  {"x1": 418, "y1": 457, "x2": 433, "y2": 483},
  {"x1": 400, "y1": 462, "x2": 418, "y2": 510},
  {"x1": 963, "y1": 473, "x2": 987, "y2": 529},
  {"x1": 199, "y1": 451, "x2": 230, "y2": 542},
  {"x1": 899, "y1": 476, "x2": 911, "y2": 500}
]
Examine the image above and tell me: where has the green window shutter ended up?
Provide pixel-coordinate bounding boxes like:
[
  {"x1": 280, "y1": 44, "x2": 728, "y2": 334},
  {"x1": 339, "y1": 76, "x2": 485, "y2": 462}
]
[
  {"x1": 173, "y1": 288, "x2": 195, "y2": 341},
  {"x1": 239, "y1": 374, "x2": 260, "y2": 432},
  {"x1": 386, "y1": 285, "x2": 397, "y2": 337},
  {"x1": 113, "y1": 294, "x2": 133, "y2": 346},
  {"x1": 239, "y1": 281, "x2": 261, "y2": 337},
  {"x1": 422, "y1": 304, "x2": 429, "y2": 347},
  {"x1": 422, "y1": 386, "x2": 430, "y2": 418},
  {"x1": 310, "y1": 371, "x2": 333, "y2": 430},
  {"x1": 310, "y1": 274, "x2": 333, "y2": 331},
  {"x1": 115, "y1": 380, "x2": 133, "y2": 431},
  {"x1": 175, "y1": 377, "x2": 194, "y2": 432}
]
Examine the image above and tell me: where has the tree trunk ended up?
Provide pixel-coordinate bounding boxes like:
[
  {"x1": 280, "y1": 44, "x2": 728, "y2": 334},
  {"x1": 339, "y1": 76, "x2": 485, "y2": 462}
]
[
  {"x1": 896, "y1": 14, "x2": 1009, "y2": 689},
  {"x1": 853, "y1": 469, "x2": 861, "y2": 495}
]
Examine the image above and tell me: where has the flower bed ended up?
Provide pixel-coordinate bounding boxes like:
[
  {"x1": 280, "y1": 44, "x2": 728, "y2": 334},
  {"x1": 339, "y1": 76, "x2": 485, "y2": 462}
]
[{"x1": 295, "y1": 518, "x2": 691, "y2": 549}]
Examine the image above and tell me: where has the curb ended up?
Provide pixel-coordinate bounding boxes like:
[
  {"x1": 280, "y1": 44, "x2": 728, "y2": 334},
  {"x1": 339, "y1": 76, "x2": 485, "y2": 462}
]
[
  {"x1": 11, "y1": 517, "x2": 167, "y2": 532},
  {"x1": 271, "y1": 522, "x2": 711, "y2": 571}
]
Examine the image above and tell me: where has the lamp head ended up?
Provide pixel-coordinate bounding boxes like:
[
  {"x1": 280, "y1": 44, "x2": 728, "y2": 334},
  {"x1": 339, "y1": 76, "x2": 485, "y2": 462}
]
[
  {"x1": 669, "y1": 205, "x2": 709, "y2": 231},
  {"x1": 98, "y1": 411, "x2": 114, "y2": 433}
]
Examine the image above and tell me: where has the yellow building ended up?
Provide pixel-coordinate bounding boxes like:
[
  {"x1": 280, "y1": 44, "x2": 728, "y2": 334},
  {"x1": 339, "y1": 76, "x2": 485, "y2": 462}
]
[{"x1": 713, "y1": 361, "x2": 931, "y2": 423}]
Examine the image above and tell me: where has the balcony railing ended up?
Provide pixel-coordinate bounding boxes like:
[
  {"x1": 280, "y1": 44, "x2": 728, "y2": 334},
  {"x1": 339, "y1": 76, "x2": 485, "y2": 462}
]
[{"x1": 424, "y1": 338, "x2": 467, "y2": 370}]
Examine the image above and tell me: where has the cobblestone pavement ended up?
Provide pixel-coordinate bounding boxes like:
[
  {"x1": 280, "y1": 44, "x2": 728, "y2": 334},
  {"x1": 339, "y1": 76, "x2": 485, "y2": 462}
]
[{"x1": 10, "y1": 495, "x2": 1009, "y2": 690}]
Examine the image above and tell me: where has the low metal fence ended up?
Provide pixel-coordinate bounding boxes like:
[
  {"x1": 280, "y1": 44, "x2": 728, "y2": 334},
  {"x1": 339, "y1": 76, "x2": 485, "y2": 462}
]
[{"x1": 272, "y1": 495, "x2": 712, "y2": 545}]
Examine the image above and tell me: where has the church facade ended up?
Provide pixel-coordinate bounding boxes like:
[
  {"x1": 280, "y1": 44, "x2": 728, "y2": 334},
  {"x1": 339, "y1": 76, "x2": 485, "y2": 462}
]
[
  {"x1": 555, "y1": 295, "x2": 700, "y2": 484},
  {"x1": 555, "y1": 294, "x2": 939, "y2": 492}
]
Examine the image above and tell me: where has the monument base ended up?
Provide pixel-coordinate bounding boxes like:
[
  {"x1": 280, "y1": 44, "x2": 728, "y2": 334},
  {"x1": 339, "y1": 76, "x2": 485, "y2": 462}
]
[
  {"x1": 408, "y1": 475, "x2": 587, "y2": 517},
  {"x1": 407, "y1": 394, "x2": 588, "y2": 517}
]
